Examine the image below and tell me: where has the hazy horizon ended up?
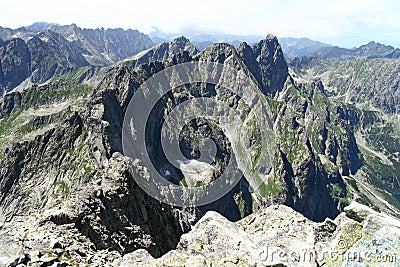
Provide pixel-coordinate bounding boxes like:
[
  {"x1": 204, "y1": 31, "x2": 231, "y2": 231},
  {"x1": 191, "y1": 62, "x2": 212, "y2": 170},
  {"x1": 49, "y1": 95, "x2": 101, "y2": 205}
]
[{"x1": 1, "y1": 0, "x2": 399, "y2": 48}]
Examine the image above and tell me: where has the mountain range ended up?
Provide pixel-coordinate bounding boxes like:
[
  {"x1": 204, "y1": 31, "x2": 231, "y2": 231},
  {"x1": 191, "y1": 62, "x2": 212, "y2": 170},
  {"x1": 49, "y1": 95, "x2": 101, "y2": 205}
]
[
  {"x1": 308, "y1": 41, "x2": 400, "y2": 61},
  {"x1": 149, "y1": 30, "x2": 333, "y2": 58},
  {"x1": 2, "y1": 23, "x2": 400, "y2": 98},
  {"x1": 0, "y1": 23, "x2": 400, "y2": 266},
  {"x1": 0, "y1": 22, "x2": 154, "y2": 96}
]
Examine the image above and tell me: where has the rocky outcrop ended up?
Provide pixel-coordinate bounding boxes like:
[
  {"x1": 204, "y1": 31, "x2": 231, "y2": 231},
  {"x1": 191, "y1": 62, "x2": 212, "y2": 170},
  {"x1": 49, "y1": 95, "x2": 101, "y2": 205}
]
[
  {"x1": 238, "y1": 35, "x2": 288, "y2": 97},
  {"x1": 122, "y1": 36, "x2": 198, "y2": 68},
  {"x1": 0, "y1": 153, "x2": 191, "y2": 266},
  {"x1": 0, "y1": 81, "x2": 192, "y2": 265},
  {"x1": 119, "y1": 201, "x2": 400, "y2": 267}
]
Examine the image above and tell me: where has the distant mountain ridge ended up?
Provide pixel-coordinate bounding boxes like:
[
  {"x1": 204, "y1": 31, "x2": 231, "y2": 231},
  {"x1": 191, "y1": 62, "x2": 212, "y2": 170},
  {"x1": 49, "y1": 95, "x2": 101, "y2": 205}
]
[
  {"x1": 309, "y1": 41, "x2": 400, "y2": 61},
  {"x1": 149, "y1": 30, "x2": 332, "y2": 58},
  {"x1": 0, "y1": 22, "x2": 154, "y2": 95},
  {"x1": 2, "y1": 22, "x2": 400, "y2": 98},
  {"x1": 278, "y1": 37, "x2": 332, "y2": 58},
  {"x1": 0, "y1": 22, "x2": 154, "y2": 66}
]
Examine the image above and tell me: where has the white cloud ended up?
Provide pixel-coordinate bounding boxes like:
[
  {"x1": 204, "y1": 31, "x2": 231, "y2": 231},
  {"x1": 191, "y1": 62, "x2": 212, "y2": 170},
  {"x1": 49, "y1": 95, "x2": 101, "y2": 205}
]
[{"x1": 1, "y1": 0, "x2": 399, "y2": 47}]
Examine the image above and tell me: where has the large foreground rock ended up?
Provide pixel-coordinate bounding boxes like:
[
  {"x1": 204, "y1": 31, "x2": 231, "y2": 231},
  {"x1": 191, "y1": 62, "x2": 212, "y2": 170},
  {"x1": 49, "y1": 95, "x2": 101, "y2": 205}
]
[{"x1": 119, "y1": 202, "x2": 400, "y2": 267}]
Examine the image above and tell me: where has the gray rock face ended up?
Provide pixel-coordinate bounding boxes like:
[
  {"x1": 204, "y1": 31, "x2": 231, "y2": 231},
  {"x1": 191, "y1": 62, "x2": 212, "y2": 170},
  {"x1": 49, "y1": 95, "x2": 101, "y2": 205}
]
[
  {"x1": 119, "y1": 202, "x2": 400, "y2": 267},
  {"x1": 50, "y1": 24, "x2": 154, "y2": 65},
  {"x1": 0, "y1": 35, "x2": 99, "y2": 94},
  {"x1": 122, "y1": 36, "x2": 198, "y2": 68},
  {"x1": 238, "y1": 35, "x2": 288, "y2": 97},
  {"x1": 27, "y1": 32, "x2": 89, "y2": 84},
  {"x1": 0, "y1": 81, "x2": 192, "y2": 265},
  {"x1": 0, "y1": 38, "x2": 31, "y2": 90}
]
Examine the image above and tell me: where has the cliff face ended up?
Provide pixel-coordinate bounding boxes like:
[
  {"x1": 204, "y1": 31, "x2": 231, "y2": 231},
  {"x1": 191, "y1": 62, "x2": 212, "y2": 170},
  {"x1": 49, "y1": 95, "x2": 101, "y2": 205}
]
[
  {"x1": 289, "y1": 55, "x2": 400, "y2": 216},
  {"x1": 0, "y1": 38, "x2": 31, "y2": 90},
  {"x1": 238, "y1": 34, "x2": 288, "y2": 97},
  {"x1": 0, "y1": 81, "x2": 191, "y2": 265}
]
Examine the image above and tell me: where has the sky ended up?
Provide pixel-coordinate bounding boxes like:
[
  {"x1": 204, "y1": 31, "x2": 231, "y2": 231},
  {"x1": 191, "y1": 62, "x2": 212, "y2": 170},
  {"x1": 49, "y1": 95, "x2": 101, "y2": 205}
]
[{"x1": 1, "y1": 0, "x2": 400, "y2": 48}]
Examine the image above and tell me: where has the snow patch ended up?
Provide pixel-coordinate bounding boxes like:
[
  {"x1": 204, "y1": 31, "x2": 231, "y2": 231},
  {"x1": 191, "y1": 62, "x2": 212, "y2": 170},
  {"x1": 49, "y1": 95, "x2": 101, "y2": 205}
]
[{"x1": 177, "y1": 159, "x2": 217, "y2": 186}]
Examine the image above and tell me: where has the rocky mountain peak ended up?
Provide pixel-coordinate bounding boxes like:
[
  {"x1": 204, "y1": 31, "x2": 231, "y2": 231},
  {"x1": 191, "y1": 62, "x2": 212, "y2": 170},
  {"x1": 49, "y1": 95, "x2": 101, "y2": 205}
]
[
  {"x1": 237, "y1": 34, "x2": 288, "y2": 97},
  {"x1": 306, "y1": 40, "x2": 400, "y2": 61},
  {"x1": 253, "y1": 34, "x2": 285, "y2": 63},
  {"x1": 24, "y1": 22, "x2": 60, "y2": 32},
  {"x1": 355, "y1": 40, "x2": 396, "y2": 57},
  {"x1": 0, "y1": 23, "x2": 156, "y2": 94},
  {"x1": 196, "y1": 42, "x2": 238, "y2": 63},
  {"x1": 357, "y1": 40, "x2": 388, "y2": 51},
  {"x1": 121, "y1": 36, "x2": 198, "y2": 68},
  {"x1": 168, "y1": 36, "x2": 198, "y2": 56},
  {"x1": 265, "y1": 33, "x2": 278, "y2": 41},
  {"x1": 171, "y1": 35, "x2": 190, "y2": 44},
  {"x1": 26, "y1": 30, "x2": 90, "y2": 84}
]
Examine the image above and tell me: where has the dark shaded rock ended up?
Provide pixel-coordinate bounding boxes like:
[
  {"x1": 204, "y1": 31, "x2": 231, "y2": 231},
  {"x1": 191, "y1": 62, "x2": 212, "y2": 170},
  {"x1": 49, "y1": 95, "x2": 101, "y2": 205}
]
[
  {"x1": 238, "y1": 34, "x2": 288, "y2": 97},
  {"x1": 0, "y1": 91, "x2": 22, "y2": 118},
  {"x1": 0, "y1": 38, "x2": 31, "y2": 90}
]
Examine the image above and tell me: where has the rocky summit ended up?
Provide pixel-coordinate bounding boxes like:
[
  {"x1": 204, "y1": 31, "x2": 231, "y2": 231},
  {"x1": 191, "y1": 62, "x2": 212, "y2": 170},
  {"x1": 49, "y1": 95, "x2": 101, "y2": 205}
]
[
  {"x1": 119, "y1": 202, "x2": 400, "y2": 266},
  {"x1": 0, "y1": 23, "x2": 400, "y2": 267}
]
